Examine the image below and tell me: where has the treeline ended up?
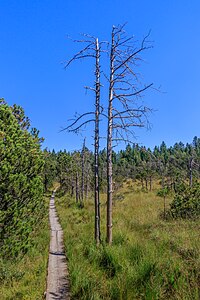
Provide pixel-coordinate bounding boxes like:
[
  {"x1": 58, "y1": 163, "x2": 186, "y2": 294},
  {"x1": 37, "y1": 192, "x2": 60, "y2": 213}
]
[
  {"x1": 114, "y1": 139, "x2": 200, "y2": 190},
  {"x1": 1, "y1": 98, "x2": 199, "y2": 257},
  {"x1": 0, "y1": 99, "x2": 45, "y2": 257},
  {"x1": 44, "y1": 137, "x2": 200, "y2": 197}
]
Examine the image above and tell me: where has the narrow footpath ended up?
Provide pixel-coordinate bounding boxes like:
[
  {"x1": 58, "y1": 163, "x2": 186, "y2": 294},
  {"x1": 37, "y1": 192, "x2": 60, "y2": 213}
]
[{"x1": 46, "y1": 192, "x2": 70, "y2": 300}]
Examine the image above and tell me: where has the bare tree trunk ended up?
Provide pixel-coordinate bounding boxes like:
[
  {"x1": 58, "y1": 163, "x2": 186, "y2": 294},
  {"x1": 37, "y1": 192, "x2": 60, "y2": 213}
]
[
  {"x1": 75, "y1": 172, "x2": 79, "y2": 203},
  {"x1": 163, "y1": 195, "x2": 166, "y2": 219},
  {"x1": 189, "y1": 158, "x2": 193, "y2": 187},
  {"x1": 85, "y1": 173, "x2": 89, "y2": 201},
  {"x1": 71, "y1": 184, "x2": 74, "y2": 197},
  {"x1": 106, "y1": 27, "x2": 115, "y2": 245},
  {"x1": 81, "y1": 139, "x2": 85, "y2": 205},
  {"x1": 94, "y1": 38, "x2": 101, "y2": 245},
  {"x1": 63, "y1": 35, "x2": 103, "y2": 243},
  {"x1": 161, "y1": 175, "x2": 164, "y2": 189},
  {"x1": 145, "y1": 178, "x2": 148, "y2": 191},
  {"x1": 149, "y1": 176, "x2": 152, "y2": 191},
  {"x1": 141, "y1": 178, "x2": 144, "y2": 189}
]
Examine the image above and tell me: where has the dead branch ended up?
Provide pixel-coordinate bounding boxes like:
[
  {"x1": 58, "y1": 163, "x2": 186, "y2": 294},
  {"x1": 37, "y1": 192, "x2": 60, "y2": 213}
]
[
  {"x1": 61, "y1": 112, "x2": 95, "y2": 132},
  {"x1": 68, "y1": 119, "x2": 95, "y2": 133}
]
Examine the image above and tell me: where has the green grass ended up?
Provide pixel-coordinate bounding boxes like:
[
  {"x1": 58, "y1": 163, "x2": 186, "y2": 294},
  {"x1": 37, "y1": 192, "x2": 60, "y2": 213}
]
[
  {"x1": 0, "y1": 197, "x2": 50, "y2": 300},
  {"x1": 56, "y1": 184, "x2": 200, "y2": 300}
]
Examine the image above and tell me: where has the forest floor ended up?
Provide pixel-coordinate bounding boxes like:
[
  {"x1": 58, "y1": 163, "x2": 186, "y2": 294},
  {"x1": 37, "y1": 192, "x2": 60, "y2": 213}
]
[{"x1": 46, "y1": 192, "x2": 70, "y2": 299}]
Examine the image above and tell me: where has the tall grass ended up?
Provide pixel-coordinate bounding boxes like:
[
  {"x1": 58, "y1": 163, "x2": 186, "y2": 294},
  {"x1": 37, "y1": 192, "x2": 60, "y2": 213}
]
[
  {"x1": 56, "y1": 184, "x2": 200, "y2": 300},
  {"x1": 0, "y1": 197, "x2": 50, "y2": 300}
]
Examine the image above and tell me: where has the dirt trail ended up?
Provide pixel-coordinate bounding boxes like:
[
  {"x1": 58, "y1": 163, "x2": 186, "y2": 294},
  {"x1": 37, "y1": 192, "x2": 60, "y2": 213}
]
[{"x1": 46, "y1": 192, "x2": 70, "y2": 299}]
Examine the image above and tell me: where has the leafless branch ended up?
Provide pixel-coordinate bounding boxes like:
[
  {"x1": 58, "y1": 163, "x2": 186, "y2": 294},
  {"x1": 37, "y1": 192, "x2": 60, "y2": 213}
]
[
  {"x1": 68, "y1": 119, "x2": 95, "y2": 133},
  {"x1": 60, "y1": 112, "x2": 95, "y2": 132}
]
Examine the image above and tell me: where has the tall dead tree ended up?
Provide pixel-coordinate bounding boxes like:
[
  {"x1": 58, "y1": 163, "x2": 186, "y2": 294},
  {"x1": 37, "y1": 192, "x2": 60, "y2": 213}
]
[
  {"x1": 94, "y1": 38, "x2": 101, "y2": 244},
  {"x1": 63, "y1": 35, "x2": 102, "y2": 245},
  {"x1": 106, "y1": 25, "x2": 153, "y2": 244}
]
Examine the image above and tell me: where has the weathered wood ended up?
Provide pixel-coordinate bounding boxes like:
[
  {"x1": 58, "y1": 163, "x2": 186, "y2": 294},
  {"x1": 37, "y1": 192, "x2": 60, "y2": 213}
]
[
  {"x1": 63, "y1": 35, "x2": 102, "y2": 245},
  {"x1": 94, "y1": 38, "x2": 101, "y2": 245},
  {"x1": 106, "y1": 27, "x2": 115, "y2": 245},
  {"x1": 81, "y1": 138, "x2": 86, "y2": 204},
  {"x1": 46, "y1": 192, "x2": 70, "y2": 300},
  {"x1": 75, "y1": 172, "x2": 79, "y2": 203}
]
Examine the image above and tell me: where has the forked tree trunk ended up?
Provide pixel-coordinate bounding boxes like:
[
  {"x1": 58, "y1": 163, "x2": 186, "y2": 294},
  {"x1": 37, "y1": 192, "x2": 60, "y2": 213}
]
[
  {"x1": 106, "y1": 27, "x2": 115, "y2": 245},
  {"x1": 94, "y1": 38, "x2": 101, "y2": 245}
]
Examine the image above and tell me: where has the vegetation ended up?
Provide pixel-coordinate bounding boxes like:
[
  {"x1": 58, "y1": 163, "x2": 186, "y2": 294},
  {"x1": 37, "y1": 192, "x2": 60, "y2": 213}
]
[
  {"x1": 56, "y1": 184, "x2": 200, "y2": 300},
  {"x1": 1, "y1": 98, "x2": 200, "y2": 299},
  {"x1": 0, "y1": 197, "x2": 49, "y2": 299},
  {"x1": 168, "y1": 182, "x2": 200, "y2": 219},
  {"x1": 44, "y1": 136, "x2": 200, "y2": 200},
  {"x1": 0, "y1": 100, "x2": 49, "y2": 297},
  {"x1": 0, "y1": 99, "x2": 45, "y2": 257}
]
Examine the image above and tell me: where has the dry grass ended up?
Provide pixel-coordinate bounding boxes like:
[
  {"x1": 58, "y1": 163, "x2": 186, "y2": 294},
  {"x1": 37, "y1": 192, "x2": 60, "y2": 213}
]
[{"x1": 56, "y1": 183, "x2": 200, "y2": 300}]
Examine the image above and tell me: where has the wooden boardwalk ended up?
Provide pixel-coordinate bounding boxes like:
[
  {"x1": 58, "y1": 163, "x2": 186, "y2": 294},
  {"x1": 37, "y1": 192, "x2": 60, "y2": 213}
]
[{"x1": 46, "y1": 192, "x2": 70, "y2": 300}]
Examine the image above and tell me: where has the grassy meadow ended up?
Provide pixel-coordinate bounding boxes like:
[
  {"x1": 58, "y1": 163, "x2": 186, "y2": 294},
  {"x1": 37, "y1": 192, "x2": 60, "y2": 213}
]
[
  {"x1": 0, "y1": 196, "x2": 50, "y2": 300},
  {"x1": 56, "y1": 181, "x2": 200, "y2": 300}
]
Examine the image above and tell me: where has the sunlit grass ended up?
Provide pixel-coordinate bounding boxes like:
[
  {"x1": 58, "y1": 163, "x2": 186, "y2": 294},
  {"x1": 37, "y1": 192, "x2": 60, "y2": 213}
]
[
  {"x1": 56, "y1": 183, "x2": 200, "y2": 300},
  {"x1": 0, "y1": 197, "x2": 50, "y2": 300}
]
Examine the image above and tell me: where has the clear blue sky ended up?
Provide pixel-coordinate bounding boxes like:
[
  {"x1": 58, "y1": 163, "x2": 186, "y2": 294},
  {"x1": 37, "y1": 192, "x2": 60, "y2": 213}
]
[{"x1": 1, "y1": 0, "x2": 200, "y2": 152}]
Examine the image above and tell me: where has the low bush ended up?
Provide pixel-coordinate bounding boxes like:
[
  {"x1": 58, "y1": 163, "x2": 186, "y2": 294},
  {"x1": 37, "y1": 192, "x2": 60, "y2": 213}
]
[{"x1": 168, "y1": 183, "x2": 200, "y2": 219}]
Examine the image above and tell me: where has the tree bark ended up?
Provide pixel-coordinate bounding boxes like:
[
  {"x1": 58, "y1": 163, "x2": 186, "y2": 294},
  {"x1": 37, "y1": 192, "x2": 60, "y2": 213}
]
[
  {"x1": 81, "y1": 138, "x2": 85, "y2": 205},
  {"x1": 75, "y1": 172, "x2": 79, "y2": 203},
  {"x1": 94, "y1": 38, "x2": 101, "y2": 245},
  {"x1": 149, "y1": 176, "x2": 152, "y2": 191},
  {"x1": 189, "y1": 158, "x2": 193, "y2": 187},
  {"x1": 145, "y1": 178, "x2": 148, "y2": 191},
  {"x1": 106, "y1": 27, "x2": 115, "y2": 245},
  {"x1": 85, "y1": 173, "x2": 89, "y2": 201}
]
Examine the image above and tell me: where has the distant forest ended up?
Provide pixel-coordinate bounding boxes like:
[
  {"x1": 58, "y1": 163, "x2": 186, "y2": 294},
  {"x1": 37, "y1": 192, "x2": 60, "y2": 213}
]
[{"x1": 44, "y1": 136, "x2": 200, "y2": 196}]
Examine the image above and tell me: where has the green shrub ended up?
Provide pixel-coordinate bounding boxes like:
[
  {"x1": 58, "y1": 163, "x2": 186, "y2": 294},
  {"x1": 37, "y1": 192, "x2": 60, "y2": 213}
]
[
  {"x1": 168, "y1": 183, "x2": 200, "y2": 219},
  {"x1": 0, "y1": 99, "x2": 45, "y2": 258}
]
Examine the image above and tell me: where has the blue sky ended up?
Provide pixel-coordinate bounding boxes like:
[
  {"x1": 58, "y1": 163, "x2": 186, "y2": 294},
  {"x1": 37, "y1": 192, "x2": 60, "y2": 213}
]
[{"x1": 1, "y1": 0, "x2": 200, "y2": 152}]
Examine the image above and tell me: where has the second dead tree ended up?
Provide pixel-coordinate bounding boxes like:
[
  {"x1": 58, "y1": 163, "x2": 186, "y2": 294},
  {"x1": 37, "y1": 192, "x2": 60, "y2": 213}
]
[{"x1": 106, "y1": 25, "x2": 153, "y2": 244}]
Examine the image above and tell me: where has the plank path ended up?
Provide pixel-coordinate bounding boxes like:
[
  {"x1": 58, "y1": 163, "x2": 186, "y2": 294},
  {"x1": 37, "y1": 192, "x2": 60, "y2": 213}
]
[{"x1": 46, "y1": 192, "x2": 70, "y2": 299}]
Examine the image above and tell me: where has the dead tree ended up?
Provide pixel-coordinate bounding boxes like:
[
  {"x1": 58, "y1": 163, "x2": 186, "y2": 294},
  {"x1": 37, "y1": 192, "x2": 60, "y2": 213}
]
[
  {"x1": 106, "y1": 24, "x2": 153, "y2": 244},
  {"x1": 62, "y1": 35, "x2": 102, "y2": 245},
  {"x1": 94, "y1": 38, "x2": 101, "y2": 245},
  {"x1": 189, "y1": 158, "x2": 200, "y2": 187},
  {"x1": 75, "y1": 171, "x2": 79, "y2": 203},
  {"x1": 81, "y1": 138, "x2": 86, "y2": 204}
]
